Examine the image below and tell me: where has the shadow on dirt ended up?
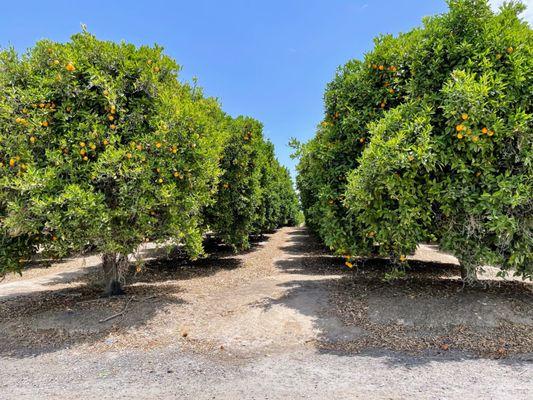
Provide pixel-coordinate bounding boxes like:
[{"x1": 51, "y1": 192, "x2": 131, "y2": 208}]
[
  {"x1": 270, "y1": 227, "x2": 533, "y2": 364},
  {"x1": 0, "y1": 241, "x2": 249, "y2": 359}
]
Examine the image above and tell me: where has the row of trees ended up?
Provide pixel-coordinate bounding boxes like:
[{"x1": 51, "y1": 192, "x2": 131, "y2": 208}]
[
  {"x1": 295, "y1": 0, "x2": 532, "y2": 281},
  {"x1": 0, "y1": 31, "x2": 299, "y2": 294}
]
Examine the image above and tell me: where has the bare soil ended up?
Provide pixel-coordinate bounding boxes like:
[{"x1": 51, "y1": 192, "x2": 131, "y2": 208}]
[{"x1": 0, "y1": 227, "x2": 531, "y2": 399}]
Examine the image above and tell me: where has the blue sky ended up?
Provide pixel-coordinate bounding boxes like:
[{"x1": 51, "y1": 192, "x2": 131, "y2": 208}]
[{"x1": 1, "y1": 0, "x2": 528, "y2": 177}]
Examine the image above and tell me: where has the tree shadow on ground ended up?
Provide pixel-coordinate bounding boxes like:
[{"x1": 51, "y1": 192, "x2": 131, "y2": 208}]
[
  {"x1": 268, "y1": 227, "x2": 533, "y2": 365},
  {"x1": 0, "y1": 243, "x2": 247, "y2": 359}
]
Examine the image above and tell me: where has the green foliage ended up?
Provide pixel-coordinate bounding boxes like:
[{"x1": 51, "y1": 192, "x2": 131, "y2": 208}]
[
  {"x1": 0, "y1": 31, "x2": 228, "y2": 277},
  {"x1": 296, "y1": 0, "x2": 532, "y2": 280},
  {"x1": 0, "y1": 31, "x2": 299, "y2": 285},
  {"x1": 206, "y1": 117, "x2": 299, "y2": 250}
]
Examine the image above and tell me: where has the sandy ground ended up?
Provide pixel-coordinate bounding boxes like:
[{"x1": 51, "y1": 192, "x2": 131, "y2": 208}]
[{"x1": 0, "y1": 227, "x2": 532, "y2": 400}]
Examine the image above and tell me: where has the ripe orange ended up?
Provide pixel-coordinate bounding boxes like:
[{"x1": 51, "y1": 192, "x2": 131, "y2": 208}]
[
  {"x1": 126, "y1": 153, "x2": 132, "y2": 159},
  {"x1": 345, "y1": 261, "x2": 353, "y2": 268},
  {"x1": 456, "y1": 124, "x2": 464, "y2": 132},
  {"x1": 41, "y1": 121, "x2": 49, "y2": 127},
  {"x1": 457, "y1": 133, "x2": 463, "y2": 139},
  {"x1": 481, "y1": 127, "x2": 488, "y2": 134},
  {"x1": 156, "y1": 142, "x2": 162, "y2": 148},
  {"x1": 9, "y1": 158, "x2": 15, "y2": 167},
  {"x1": 110, "y1": 124, "x2": 117, "y2": 130},
  {"x1": 66, "y1": 62, "x2": 76, "y2": 72},
  {"x1": 378, "y1": 65, "x2": 384, "y2": 70},
  {"x1": 461, "y1": 113, "x2": 468, "y2": 120},
  {"x1": 108, "y1": 115, "x2": 114, "y2": 121},
  {"x1": 359, "y1": 137, "x2": 365, "y2": 143}
]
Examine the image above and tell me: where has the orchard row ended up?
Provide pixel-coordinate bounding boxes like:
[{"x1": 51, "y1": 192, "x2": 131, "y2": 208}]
[
  {"x1": 0, "y1": 31, "x2": 299, "y2": 293},
  {"x1": 294, "y1": 0, "x2": 532, "y2": 281}
]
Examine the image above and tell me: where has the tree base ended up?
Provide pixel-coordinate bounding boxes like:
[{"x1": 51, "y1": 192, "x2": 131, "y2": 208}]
[{"x1": 105, "y1": 279, "x2": 125, "y2": 296}]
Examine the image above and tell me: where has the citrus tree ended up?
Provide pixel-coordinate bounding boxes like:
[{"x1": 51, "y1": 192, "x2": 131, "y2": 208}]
[
  {"x1": 255, "y1": 140, "x2": 300, "y2": 232},
  {"x1": 205, "y1": 116, "x2": 299, "y2": 250},
  {"x1": 296, "y1": 0, "x2": 532, "y2": 281},
  {"x1": 0, "y1": 31, "x2": 227, "y2": 293}
]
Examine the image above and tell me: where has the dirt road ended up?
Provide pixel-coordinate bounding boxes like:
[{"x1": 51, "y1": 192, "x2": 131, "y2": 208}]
[{"x1": 1, "y1": 227, "x2": 532, "y2": 399}]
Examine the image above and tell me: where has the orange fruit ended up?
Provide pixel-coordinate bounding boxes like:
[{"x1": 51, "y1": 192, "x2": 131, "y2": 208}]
[
  {"x1": 103, "y1": 139, "x2": 109, "y2": 146},
  {"x1": 345, "y1": 261, "x2": 353, "y2": 268},
  {"x1": 461, "y1": 113, "x2": 468, "y2": 120},
  {"x1": 488, "y1": 130, "x2": 494, "y2": 137},
  {"x1": 126, "y1": 153, "x2": 132, "y2": 159},
  {"x1": 456, "y1": 124, "x2": 464, "y2": 132},
  {"x1": 108, "y1": 115, "x2": 114, "y2": 121},
  {"x1": 481, "y1": 127, "x2": 488, "y2": 134},
  {"x1": 65, "y1": 62, "x2": 75, "y2": 72},
  {"x1": 79, "y1": 142, "x2": 86, "y2": 147},
  {"x1": 41, "y1": 121, "x2": 49, "y2": 127},
  {"x1": 156, "y1": 142, "x2": 162, "y2": 148},
  {"x1": 457, "y1": 133, "x2": 463, "y2": 139},
  {"x1": 9, "y1": 158, "x2": 15, "y2": 167},
  {"x1": 110, "y1": 124, "x2": 117, "y2": 130},
  {"x1": 378, "y1": 65, "x2": 384, "y2": 70}
]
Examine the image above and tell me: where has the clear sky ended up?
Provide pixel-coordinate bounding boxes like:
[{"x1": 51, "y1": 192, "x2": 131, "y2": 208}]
[{"x1": 1, "y1": 0, "x2": 530, "y2": 178}]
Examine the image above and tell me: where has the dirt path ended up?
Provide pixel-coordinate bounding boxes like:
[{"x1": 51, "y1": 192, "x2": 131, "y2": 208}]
[{"x1": 1, "y1": 227, "x2": 532, "y2": 399}]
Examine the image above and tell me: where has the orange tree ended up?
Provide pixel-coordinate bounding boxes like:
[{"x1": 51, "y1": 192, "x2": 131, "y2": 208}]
[
  {"x1": 296, "y1": 0, "x2": 532, "y2": 281},
  {"x1": 205, "y1": 117, "x2": 299, "y2": 250},
  {"x1": 255, "y1": 140, "x2": 300, "y2": 232},
  {"x1": 0, "y1": 31, "x2": 227, "y2": 293}
]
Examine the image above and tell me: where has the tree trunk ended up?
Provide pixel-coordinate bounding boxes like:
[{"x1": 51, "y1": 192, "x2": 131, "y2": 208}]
[
  {"x1": 460, "y1": 263, "x2": 478, "y2": 283},
  {"x1": 102, "y1": 252, "x2": 126, "y2": 296}
]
